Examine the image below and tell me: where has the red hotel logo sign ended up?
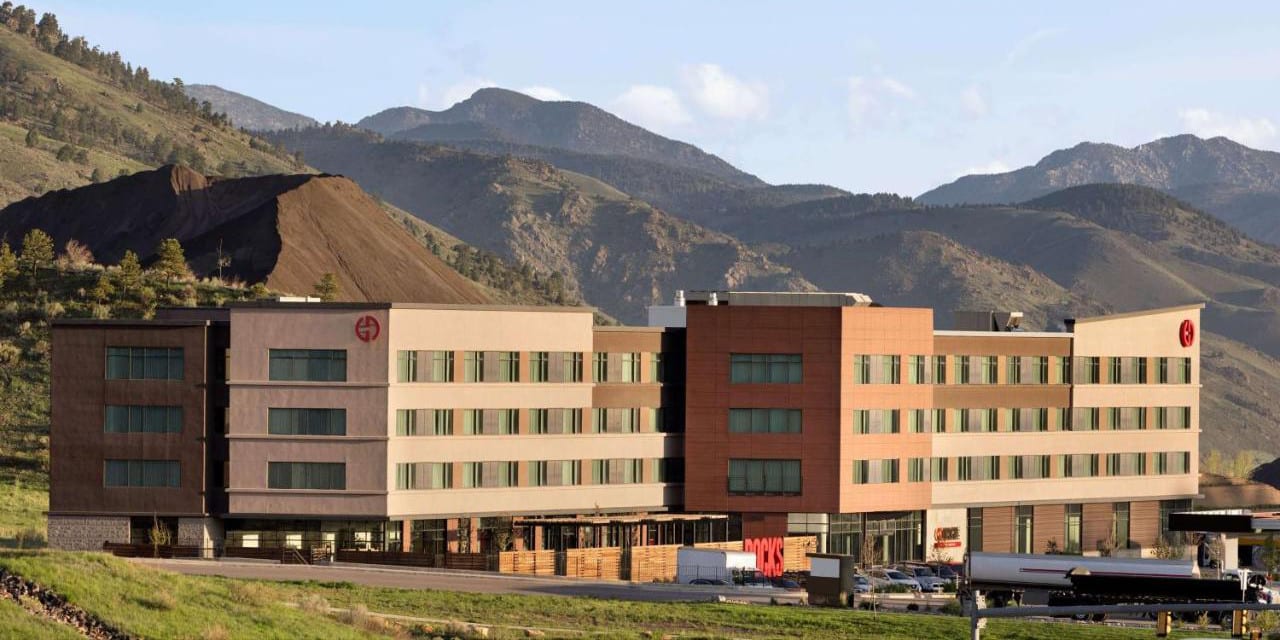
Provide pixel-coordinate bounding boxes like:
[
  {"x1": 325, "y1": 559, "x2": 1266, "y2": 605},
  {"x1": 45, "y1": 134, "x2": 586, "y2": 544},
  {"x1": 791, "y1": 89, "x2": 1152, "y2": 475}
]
[
  {"x1": 355, "y1": 315, "x2": 381, "y2": 342},
  {"x1": 933, "y1": 526, "x2": 961, "y2": 549},
  {"x1": 744, "y1": 536, "x2": 784, "y2": 578},
  {"x1": 1179, "y1": 319, "x2": 1195, "y2": 348}
]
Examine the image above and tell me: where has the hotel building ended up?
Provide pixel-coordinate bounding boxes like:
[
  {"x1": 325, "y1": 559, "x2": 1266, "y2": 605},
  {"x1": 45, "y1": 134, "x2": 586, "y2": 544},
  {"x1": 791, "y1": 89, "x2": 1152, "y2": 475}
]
[{"x1": 47, "y1": 292, "x2": 1201, "y2": 563}]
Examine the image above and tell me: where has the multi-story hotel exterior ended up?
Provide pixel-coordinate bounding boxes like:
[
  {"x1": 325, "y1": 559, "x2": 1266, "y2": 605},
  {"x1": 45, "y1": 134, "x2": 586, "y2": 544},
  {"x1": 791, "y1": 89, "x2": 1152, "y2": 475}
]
[{"x1": 48, "y1": 292, "x2": 1201, "y2": 564}]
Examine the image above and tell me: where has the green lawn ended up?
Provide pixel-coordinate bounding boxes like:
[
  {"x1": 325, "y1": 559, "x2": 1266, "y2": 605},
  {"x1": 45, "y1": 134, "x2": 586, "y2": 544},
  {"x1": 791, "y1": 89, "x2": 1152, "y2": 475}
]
[{"x1": 0, "y1": 597, "x2": 83, "y2": 640}]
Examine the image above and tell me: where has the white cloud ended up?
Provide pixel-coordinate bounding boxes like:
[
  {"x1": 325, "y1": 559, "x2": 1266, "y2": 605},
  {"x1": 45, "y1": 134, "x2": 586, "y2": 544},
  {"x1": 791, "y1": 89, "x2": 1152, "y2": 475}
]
[
  {"x1": 680, "y1": 63, "x2": 769, "y2": 120},
  {"x1": 1178, "y1": 108, "x2": 1278, "y2": 147},
  {"x1": 960, "y1": 84, "x2": 988, "y2": 118},
  {"x1": 612, "y1": 85, "x2": 692, "y2": 131},
  {"x1": 521, "y1": 86, "x2": 568, "y2": 101},
  {"x1": 958, "y1": 160, "x2": 1011, "y2": 177},
  {"x1": 846, "y1": 76, "x2": 916, "y2": 127},
  {"x1": 416, "y1": 77, "x2": 497, "y2": 110}
]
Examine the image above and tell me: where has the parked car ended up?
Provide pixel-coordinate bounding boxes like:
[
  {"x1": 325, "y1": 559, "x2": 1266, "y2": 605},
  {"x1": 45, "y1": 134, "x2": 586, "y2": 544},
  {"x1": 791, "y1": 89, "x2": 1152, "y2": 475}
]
[
  {"x1": 771, "y1": 577, "x2": 804, "y2": 591},
  {"x1": 852, "y1": 575, "x2": 873, "y2": 594},
  {"x1": 688, "y1": 578, "x2": 730, "y2": 586},
  {"x1": 739, "y1": 571, "x2": 774, "y2": 588},
  {"x1": 928, "y1": 563, "x2": 959, "y2": 584},
  {"x1": 896, "y1": 565, "x2": 947, "y2": 592},
  {"x1": 868, "y1": 568, "x2": 922, "y2": 591}
]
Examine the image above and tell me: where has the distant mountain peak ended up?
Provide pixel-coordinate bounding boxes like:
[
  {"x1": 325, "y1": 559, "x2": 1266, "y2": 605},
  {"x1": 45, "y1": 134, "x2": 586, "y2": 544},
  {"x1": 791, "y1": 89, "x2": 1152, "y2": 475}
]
[{"x1": 183, "y1": 84, "x2": 317, "y2": 132}]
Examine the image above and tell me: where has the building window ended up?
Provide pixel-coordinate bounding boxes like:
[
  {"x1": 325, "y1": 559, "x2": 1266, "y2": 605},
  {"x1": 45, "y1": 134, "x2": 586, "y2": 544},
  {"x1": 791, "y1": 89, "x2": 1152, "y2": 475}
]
[
  {"x1": 530, "y1": 352, "x2": 550, "y2": 382},
  {"x1": 429, "y1": 351, "x2": 453, "y2": 382},
  {"x1": 1158, "y1": 357, "x2": 1169, "y2": 383},
  {"x1": 593, "y1": 352, "x2": 609, "y2": 383},
  {"x1": 967, "y1": 508, "x2": 983, "y2": 552},
  {"x1": 930, "y1": 457, "x2": 949, "y2": 482},
  {"x1": 956, "y1": 356, "x2": 971, "y2": 384},
  {"x1": 462, "y1": 410, "x2": 481, "y2": 435},
  {"x1": 498, "y1": 352, "x2": 519, "y2": 382},
  {"x1": 906, "y1": 355, "x2": 926, "y2": 384},
  {"x1": 396, "y1": 462, "x2": 452, "y2": 490},
  {"x1": 1113, "y1": 502, "x2": 1132, "y2": 549},
  {"x1": 654, "y1": 457, "x2": 684, "y2": 483},
  {"x1": 104, "y1": 405, "x2": 182, "y2": 434},
  {"x1": 621, "y1": 352, "x2": 640, "y2": 383},
  {"x1": 1072, "y1": 407, "x2": 1099, "y2": 431},
  {"x1": 104, "y1": 460, "x2": 179, "y2": 487},
  {"x1": 651, "y1": 353, "x2": 664, "y2": 383},
  {"x1": 397, "y1": 409, "x2": 452, "y2": 436},
  {"x1": 1160, "y1": 499, "x2": 1193, "y2": 538},
  {"x1": 1007, "y1": 408, "x2": 1022, "y2": 432},
  {"x1": 906, "y1": 409, "x2": 925, "y2": 433},
  {"x1": 933, "y1": 355, "x2": 947, "y2": 384},
  {"x1": 1007, "y1": 356, "x2": 1021, "y2": 384},
  {"x1": 1108, "y1": 357, "x2": 1121, "y2": 384},
  {"x1": 1015, "y1": 506, "x2": 1034, "y2": 554},
  {"x1": 885, "y1": 355, "x2": 901, "y2": 383},
  {"x1": 852, "y1": 459, "x2": 899, "y2": 484},
  {"x1": 531, "y1": 460, "x2": 581, "y2": 486},
  {"x1": 931, "y1": 409, "x2": 946, "y2": 433},
  {"x1": 727, "y1": 459, "x2": 802, "y2": 495},
  {"x1": 268, "y1": 408, "x2": 346, "y2": 436},
  {"x1": 1179, "y1": 357, "x2": 1192, "y2": 384},
  {"x1": 1064, "y1": 504, "x2": 1083, "y2": 554},
  {"x1": 907, "y1": 458, "x2": 925, "y2": 482},
  {"x1": 591, "y1": 408, "x2": 607, "y2": 433},
  {"x1": 497, "y1": 409, "x2": 519, "y2": 435},
  {"x1": 396, "y1": 350, "x2": 417, "y2": 383},
  {"x1": 958, "y1": 456, "x2": 1000, "y2": 481},
  {"x1": 1056, "y1": 356, "x2": 1071, "y2": 384},
  {"x1": 560, "y1": 352, "x2": 583, "y2": 382},
  {"x1": 267, "y1": 462, "x2": 345, "y2": 490},
  {"x1": 980, "y1": 356, "x2": 997, "y2": 384},
  {"x1": 497, "y1": 461, "x2": 518, "y2": 487},
  {"x1": 1156, "y1": 451, "x2": 1191, "y2": 475},
  {"x1": 463, "y1": 462, "x2": 483, "y2": 488},
  {"x1": 1061, "y1": 453, "x2": 1099, "y2": 478},
  {"x1": 563, "y1": 408, "x2": 583, "y2": 434},
  {"x1": 106, "y1": 347, "x2": 184, "y2": 380},
  {"x1": 729, "y1": 408, "x2": 802, "y2": 434},
  {"x1": 529, "y1": 461, "x2": 548, "y2": 487},
  {"x1": 852, "y1": 355, "x2": 870, "y2": 384},
  {"x1": 1106, "y1": 452, "x2": 1146, "y2": 476},
  {"x1": 1080, "y1": 356, "x2": 1101, "y2": 384},
  {"x1": 853, "y1": 409, "x2": 899, "y2": 435},
  {"x1": 464, "y1": 351, "x2": 485, "y2": 382},
  {"x1": 1010, "y1": 455, "x2": 1050, "y2": 479},
  {"x1": 268, "y1": 349, "x2": 345, "y2": 382},
  {"x1": 1034, "y1": 356, "x2": 1049, "y2": 384},
  {"x1": 730, "y1": 354, "x2": 803, "y2": 384},
  {"x1": 530, "y1": 409, "x2": 549, "y2": 434}
]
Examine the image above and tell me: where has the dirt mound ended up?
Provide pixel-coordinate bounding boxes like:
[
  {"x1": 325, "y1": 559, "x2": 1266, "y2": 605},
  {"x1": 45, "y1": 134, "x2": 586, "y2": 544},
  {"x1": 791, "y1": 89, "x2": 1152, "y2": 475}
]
[{"x1": 0, "y1": 165, "x2": 490, "y2": 303}]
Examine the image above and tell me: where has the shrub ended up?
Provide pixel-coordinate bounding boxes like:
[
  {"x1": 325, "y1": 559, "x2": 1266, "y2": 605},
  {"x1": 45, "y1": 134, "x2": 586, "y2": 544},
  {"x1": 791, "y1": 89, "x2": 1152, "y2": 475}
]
[
  {"x1": 298, "y1": 593, "x2": 330, "y2": 615},
  {"x1": 227, "y1": 581, "x2": 270, "y2": 605},
  {"x1": 201, "y1": 625, "x2": 230, "y2": 640},
  {"x1": 939, "y1": 600, "x2": 963, "y2": 616}
]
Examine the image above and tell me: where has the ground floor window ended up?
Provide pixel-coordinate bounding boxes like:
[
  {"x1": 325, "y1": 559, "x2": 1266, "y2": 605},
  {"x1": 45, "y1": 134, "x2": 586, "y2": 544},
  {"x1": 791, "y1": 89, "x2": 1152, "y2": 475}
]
[
  {"x1": 223, "y1": 519, "x2": 386, "y2": 551},
  {"x1": 793, "y1": 511, "x2": 923, "y2": 565},
  {"x1": 967, "y1": 508, "x2": 983, "y2": 553},
  {"x1": 1014, "y1": 506, "x2": 1034, "y2": 554}
]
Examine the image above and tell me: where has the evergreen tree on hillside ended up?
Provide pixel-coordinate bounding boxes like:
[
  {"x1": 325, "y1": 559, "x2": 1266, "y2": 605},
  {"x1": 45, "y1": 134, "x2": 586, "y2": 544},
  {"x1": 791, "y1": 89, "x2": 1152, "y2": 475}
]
[
  {"x1": 18, "y1": 228, "x2": 53, "y2": 279},
  {"x1": 24, "y1": 127, "x2": 38, "y2": 148},
  {"x1": 152, "y1": 238, "x2": 192, "y2": 284},
  {"x1": 116, "y1": 250, "x2": 142, "y2": 293},
  {"x1": 313, "y1": 272, "x2": 339, "y2": 301},
  {"x1": 0, "y1": 240, "x2": 16, "y2": 287}
]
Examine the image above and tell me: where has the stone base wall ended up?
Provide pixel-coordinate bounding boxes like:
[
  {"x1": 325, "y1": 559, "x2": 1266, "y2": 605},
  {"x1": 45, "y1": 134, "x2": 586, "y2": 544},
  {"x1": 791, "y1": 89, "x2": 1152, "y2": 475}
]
[
  {"x1": 47, "y1": 515, "x2": 129, "y2": 551},
  {"x1": 177, "y1": 518, "x2": 223, "y2": 556}
]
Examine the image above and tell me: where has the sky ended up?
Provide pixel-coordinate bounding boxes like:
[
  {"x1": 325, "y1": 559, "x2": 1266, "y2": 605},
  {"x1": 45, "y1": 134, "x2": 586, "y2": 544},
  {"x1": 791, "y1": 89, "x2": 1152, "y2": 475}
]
[{"x1": 35, "y1": 1, "x2": 1280, "y2": 196}]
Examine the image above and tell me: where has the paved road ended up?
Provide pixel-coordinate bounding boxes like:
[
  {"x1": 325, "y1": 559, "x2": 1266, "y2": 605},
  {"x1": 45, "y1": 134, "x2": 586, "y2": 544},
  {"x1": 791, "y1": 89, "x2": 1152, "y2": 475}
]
[{"x1": 135, "y1": 558, "x2": 805, "y2": 604}]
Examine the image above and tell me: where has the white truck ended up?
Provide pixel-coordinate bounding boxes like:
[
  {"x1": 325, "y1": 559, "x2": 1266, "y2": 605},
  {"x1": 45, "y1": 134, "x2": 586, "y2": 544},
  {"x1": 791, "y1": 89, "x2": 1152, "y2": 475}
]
[{"x1": 676, "y1": 547, "x2": 758, "y2": 584}]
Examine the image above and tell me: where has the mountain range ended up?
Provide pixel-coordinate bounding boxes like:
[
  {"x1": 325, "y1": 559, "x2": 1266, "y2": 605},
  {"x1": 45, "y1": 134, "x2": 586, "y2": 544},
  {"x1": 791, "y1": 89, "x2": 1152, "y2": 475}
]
[
  {"x1": 184, "y1": 84, "x2": 318, "y2": 132},
  {"x1": 7, "y1": 14, "x2": 1280, "y2": 458}
]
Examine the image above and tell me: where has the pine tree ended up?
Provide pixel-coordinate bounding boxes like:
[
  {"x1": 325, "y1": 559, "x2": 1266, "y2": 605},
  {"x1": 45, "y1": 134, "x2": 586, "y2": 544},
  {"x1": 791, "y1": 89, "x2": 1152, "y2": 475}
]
[
  {"x1": 24, "y1": 127, "x2": 38, "y2": 148},
  {"x1": 90, "y1": 271, "x2": 115, "y2": 302},
  {"x1": 314, "y1": 272, "x2": 340, "y2": 301},
  {"x1": 116, "y1": 250, "x2": 143, "y2": 293},
  {"x1": 19, "y1": 228, "x2": 54, "y2": 279},
  {"x1": 0, "y1": 240, "x2": 16, "y2": 288},
  {"x1": 152, "y1": 238, "x2": 192, "y2": 284},
  {"x1": 249, "y1": 282, "x2": 269, "y2": 299}
]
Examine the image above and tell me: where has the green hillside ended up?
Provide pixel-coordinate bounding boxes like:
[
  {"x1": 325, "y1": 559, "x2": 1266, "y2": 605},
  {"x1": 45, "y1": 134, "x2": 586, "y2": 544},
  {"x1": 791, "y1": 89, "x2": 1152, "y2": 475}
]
[{"x1": 0, "y1": 6, "x2": 302, "y2": 206}]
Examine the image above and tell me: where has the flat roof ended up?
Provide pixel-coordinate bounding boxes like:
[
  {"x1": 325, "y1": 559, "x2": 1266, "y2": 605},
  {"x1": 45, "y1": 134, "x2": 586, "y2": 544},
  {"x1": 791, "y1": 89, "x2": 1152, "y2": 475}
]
[
  {"x1": 683, "y1": 290, "x2": 875, "y2": 307},
  {"x1": 52, "y1": 318, "x2": 217, "y2": 328},
  {"x1": 933, "y1": 330, "x2": 1069, "y2": 338},
  {"x1": 1068, "y1": 302, "x2": 1205, "y2": 325},
  {"x1": 225, "y1": 301, "x2": 595, "y2": 314}
]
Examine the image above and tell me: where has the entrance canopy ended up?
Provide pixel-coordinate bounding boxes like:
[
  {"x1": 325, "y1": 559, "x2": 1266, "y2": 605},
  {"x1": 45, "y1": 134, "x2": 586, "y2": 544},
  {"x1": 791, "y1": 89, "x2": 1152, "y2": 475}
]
[{"x1": 1168, "y1": 509, "x2": 1280, "y2": 534}]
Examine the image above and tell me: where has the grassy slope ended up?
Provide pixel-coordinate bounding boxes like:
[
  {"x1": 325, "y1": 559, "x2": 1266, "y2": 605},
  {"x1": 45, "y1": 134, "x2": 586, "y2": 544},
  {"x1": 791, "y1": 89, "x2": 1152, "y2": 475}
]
[
  {"x1": 0, "y1": 27, "x2": 299, "y2": 207},
  {"x1": 0, "y1": 551, "x2": 1228, "y2": 640},
  {"x1": 0, "y1": 597, "x2": 83, "y2": 640}
]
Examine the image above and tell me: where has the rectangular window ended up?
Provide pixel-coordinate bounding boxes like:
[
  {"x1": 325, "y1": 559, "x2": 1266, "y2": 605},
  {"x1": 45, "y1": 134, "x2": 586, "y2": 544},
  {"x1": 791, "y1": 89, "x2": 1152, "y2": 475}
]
[
  {"x1": 1156, "y1": 407, "x2": 1168, "y2": 430},
  {"x1": 529, "y1": 461, "x2": 548, "y2": 487},
  {"x1": 621, "y1": 352, "x2": 640, "y2": 383},
  {"x1": 1034, "y1": 356, "x2": 1049, "y2": 384},
  {"x1": 1011, "y1": 455, "x2": 1050, "y2": 480},
  {"x1": 1137, "y1": 357, "x2": 1149, "y2": 383},
  {"x1": 651, "y1": 353, "x2": 664, "y2": 383},
  {"x1": 957, "y1": 456, "x2": 1000, "y2": 481},
  {"x1": 956, "y1": 356, "x2": 971, "y2": 384},
  {"x1": 852, "y1": 409, "x2": 899, "y2": 435},
  {"x1": 1015, "y1": 505, "x2": 1034, "y2": 554},
  {"x1": 464, "y1": 351, "x2": 485, "y2": 382},
  {"x1": 1065, "y1": 504, "x2": 1083, "y2": 554},
  {"x1": 463, "y1": 462, "x2": 483, "y2": 488},
  {"x1": 1007, "y1": 356, "x2": 1021, "y2": 384},
  {"x1": 396, "y1": 409, "x2": 451, "y2": 436},
  {"x1": 497, "y1": 409, "x2": 519, "y2": 435},
  {"x1": 563, "y1": 408, "x2": 583, "y2": 434},
  {"x1": 1106, "y1": 452, "x2": 1146, "y2": 476},
  {"x1": 729, "y1": 408, "x2": 802, "y2": 434},
  {"x1": 268, "y1": 408, "x2": 346, "y2": 436},
  {"x1": 1108, "y1": 357, "x2": 1122, "y2": 384},
  {"x1": 530, "y1": 352, "x2": 550, "y2": 382},
  {"x1": 930, "y1": 457, "x2": 949, "y2": 482},
  {"x1": 967, "y1": 508, "x2": 983, "y2": 553},
  {"x1": 1007, "y1": 408, "x2": 1022, "y2": 433},
  {"x1": 1056, "y1": 356, "x2": 1071, "y2": 384},
  {"x1": 591, "y1": 459, "x2": 607, "y2": 485},
  {"x1": 498, "y1": 351, "x2": 519, "y2": 382},
  {"x1": 852, "y1": 355, "x2": 870, "y2": 384},
  {"x1": 106, "y1": 347, "x2": 184, "y2": 380},
  {"x1": 727, "y1": 459, "x2": 802, "y2": 495},
  {"x1": 268, "y1": 349, "x2": 345, "y2": 382},
  {"x1": 104, "y1": 460, "x2": 180, "y2": 487},
  {"x1": 934, "y1": 355, "x2": 947, "y2": 384},
  {"x1": 931, "y1": 409, "x2": 946, "y2": 433},
  {"x1": 462, "y1": 409, "x2": 481, "y2": 435},
  {"x1": 395, "y1": 462, "x2": 452, "y2": 490},
  {"x1": 1081, "y1": 356, "x2": 1101, "y2": 384},
  {"x1": 593, "y1": 352, "x2": 609, "y2": 383},
  {"x1": 1179, "y1": 358, "x2": 1191, "y2": 384},
  {"x1": 396, "y1": 350, "x2": 417, "y2": 383},
  {"x1": 907, "y1": 355, "x2": 926, "y2": 384},
  {"x1": 1061, "y1": 453, "x2": 1099, "y2": 478},
  {"x1": 907, "y1": 409, "x2": 925, "y2": 433},
  {"x1": 530, "y1": 409, "x2": 549, "y2": 434},
  {"x1": 1156, "y1": 451, "x2": 1191, "y2": 475},
  {"x1": 267, "y1": 462, "x2": 345, "y2": 490},
  {"x1": 729, "y1": 354, "x2": 803, "y2": 384},
  {"x1": 981, "y1": 356, "x2": 997, "y2": 384},
  {"x1": 497, "y1": 461, "x2": 517, "y2": 487},
  {"x1": 1114, "y1": 502, "x2": 1132, "y2": 549},
  {"x1": 562, "y1": 352, "x2": 583, "y2": 382},
  {"x1": 1158, "y1": 357, "x2": 1169, "y2": 384},
  {"x1": 852, "y1": 458, "x2": 899, "y2": 484},
  {"x1": 907, "y1": 458, "x2": 925, "y2": 482},
  {"x1": 104, "y1": 405, "x2": 182, "y2": 434},
  {"x1": 885, "y1": 355, "x2": 901, "y2": 384},
  {"x1": 429, "y1": 351, "x2": 453, "y2": 382}
]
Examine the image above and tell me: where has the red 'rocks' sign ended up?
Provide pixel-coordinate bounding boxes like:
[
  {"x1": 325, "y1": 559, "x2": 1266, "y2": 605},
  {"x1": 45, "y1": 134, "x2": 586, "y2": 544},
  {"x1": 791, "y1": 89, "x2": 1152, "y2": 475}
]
[
  {"x1": 744, "y1": 536, "x2": 784, "y2": 577},
  {"x1": 1179, "y1": 319, "x2": 1195, "y2": 348},
  {"x1": 355, "y1": 315, "x2": 381, "y2": 342}
]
